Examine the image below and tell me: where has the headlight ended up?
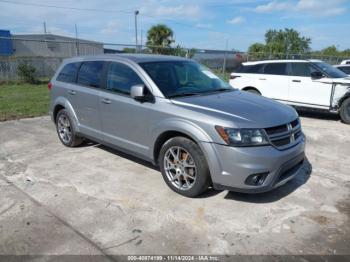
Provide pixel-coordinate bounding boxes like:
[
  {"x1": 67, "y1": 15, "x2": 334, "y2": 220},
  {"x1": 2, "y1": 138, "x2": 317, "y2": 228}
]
[{"x1": 215, "y1": 126, "x2": 269, "y2": 146}]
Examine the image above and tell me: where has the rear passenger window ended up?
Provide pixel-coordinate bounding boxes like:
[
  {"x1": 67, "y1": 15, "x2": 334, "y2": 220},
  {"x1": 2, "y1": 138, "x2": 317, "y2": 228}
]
[
  {"x1": 56, "y1": 62, "x2": 80, "y2": 83},
  {"x1": 290, "y1": 63, "x2": 316, "y2": 77},
  {"x1": 235, "y1": 64, "x2": 263, "y2": 74},
  {"x1": 77, "y1": 61, "x2": 104, "y2": 88},
  {"x1": 263, "y1": 63, "x2": 287, "y2": 75},
  {"x1": 106, "y1": 62, "x2": 143, "y2": 95}
]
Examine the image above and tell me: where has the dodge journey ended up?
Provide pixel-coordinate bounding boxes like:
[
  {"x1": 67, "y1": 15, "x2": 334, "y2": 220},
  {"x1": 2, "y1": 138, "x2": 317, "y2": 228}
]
[{"x1": 49, "y1": 54, "x2": 306, "y2": 197}]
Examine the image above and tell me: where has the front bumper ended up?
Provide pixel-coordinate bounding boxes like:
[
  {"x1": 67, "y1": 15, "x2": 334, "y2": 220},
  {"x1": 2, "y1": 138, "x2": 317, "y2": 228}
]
[{"x1": 200, "y1": 135, "x2": 306, "y2": 193}]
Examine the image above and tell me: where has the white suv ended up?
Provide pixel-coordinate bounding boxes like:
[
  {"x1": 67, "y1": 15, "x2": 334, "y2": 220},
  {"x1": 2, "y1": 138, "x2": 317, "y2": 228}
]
[{"x1": 230, "y1": 59, "x2": 350, "y2": 124}]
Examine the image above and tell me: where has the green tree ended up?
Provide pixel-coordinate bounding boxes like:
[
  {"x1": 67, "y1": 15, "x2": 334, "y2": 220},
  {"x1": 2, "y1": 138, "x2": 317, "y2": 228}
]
[
  {"x1": 146, "y1": 24, "x2": 174, "y2": 54},
  {"x1": 248, "y1": 28, "x2": 311, "y2": 56},
  {"x1": 248, "y1": 43, "x2": 266, "y2": 53}
]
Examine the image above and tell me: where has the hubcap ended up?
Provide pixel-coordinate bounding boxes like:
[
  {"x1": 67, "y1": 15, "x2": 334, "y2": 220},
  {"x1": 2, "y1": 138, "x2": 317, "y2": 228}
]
[
  {"x1": 163, "y1": 146, "x2": 196, "y2": 191},
  {"x1": 57, "y1": 114, "x2": 72, "y2": 144}
]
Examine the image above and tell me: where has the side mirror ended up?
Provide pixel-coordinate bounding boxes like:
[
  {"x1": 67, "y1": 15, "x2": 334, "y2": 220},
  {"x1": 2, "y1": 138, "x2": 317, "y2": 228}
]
[
  {"x1": 130, "y1": 84, "x2": 149, "y2": 101},
  {"x1": 311, "y1": 71, "x2": 324, "y2": 79}
]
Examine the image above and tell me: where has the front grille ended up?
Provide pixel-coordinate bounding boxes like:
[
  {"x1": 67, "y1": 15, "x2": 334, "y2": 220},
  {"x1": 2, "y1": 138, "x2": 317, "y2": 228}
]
[{"x1": 264, "y1": 118, "x2": 302, "y2": 150}]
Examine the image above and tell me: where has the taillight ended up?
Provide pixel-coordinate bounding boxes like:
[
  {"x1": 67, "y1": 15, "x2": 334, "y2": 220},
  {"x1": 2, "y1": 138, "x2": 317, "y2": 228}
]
[
  {"x1": 48, "y1": 82, "x2": 52, "y2": 90},
  {"x1": 230, "y1": 75, "x2": 241, "y2": 80}
]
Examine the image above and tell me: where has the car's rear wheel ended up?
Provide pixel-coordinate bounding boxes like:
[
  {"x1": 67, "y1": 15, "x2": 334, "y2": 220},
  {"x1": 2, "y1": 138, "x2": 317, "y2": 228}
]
[
  {"x1": 56, "y1": 109, "x2": 83, "y2": 147},
  {"x1": 159, "y1": 137, "x2": 211, "y2": 197},
  {"x1": 340, "y1": 97, "x2": 350, "y2": 124}
]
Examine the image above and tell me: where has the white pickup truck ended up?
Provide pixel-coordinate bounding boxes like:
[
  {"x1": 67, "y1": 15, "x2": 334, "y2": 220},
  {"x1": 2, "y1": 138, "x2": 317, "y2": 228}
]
[{"x1": 229, "y1": 59, "x2": 350, "y2": 124}]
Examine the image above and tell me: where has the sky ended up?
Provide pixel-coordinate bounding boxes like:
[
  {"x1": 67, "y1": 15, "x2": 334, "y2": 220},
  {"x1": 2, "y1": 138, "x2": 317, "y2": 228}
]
[{"x1": 0, "y1": 0, "x2": 349, "y2": 51}]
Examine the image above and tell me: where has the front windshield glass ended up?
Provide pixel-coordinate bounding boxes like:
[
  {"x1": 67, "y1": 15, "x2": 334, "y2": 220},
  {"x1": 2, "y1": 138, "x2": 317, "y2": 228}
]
[
  {"x1": 313, "y1": 62, "x2": 348, "y2": 78},
  {"x1": 139, "y1": 61, "x2": 232, "y2": 98}
]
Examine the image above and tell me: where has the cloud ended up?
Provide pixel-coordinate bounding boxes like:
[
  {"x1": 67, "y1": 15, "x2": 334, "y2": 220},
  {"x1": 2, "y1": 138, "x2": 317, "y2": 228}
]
[
  {"x1": 195, "y1": 23, "x2": 212, "y2": 29},
  {"x1": 101, "y1": 21, "x2": 120, "y2": 35},
  {"x1": 255, "y1": 1, "x2": 292, "y2": 13},
  {"x1": 142, "y1": 4, "x2": 200, "y2": 19},
  {"x1": 255, "y1": 0, "x2": 347, "y2": 16},
  {"x1": 296, "y1": 0, "x2": 346, "y2": 16},
  {"x1": 227, "y1": 16, "x2": 245, "y2": 24}
]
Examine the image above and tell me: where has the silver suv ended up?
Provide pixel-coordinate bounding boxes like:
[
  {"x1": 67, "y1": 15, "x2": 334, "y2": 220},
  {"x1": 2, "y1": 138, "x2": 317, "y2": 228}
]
[{"x1": 49, "y1": 54, "x2": 306, "y2": 197}]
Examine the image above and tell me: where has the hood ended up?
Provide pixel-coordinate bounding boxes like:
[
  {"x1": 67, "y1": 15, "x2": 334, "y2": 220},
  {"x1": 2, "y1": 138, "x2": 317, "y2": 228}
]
[{"x1": 171, "y1": 90, "x2": 298, "y2": 128}]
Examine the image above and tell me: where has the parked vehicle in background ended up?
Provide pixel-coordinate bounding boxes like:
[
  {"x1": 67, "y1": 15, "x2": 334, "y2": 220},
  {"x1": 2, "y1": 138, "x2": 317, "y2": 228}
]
[
  {"x1": 340, "y1": 59, "x2": 350, "y2": 65},
  {"x1": 335, "y1": 64, "x2": 350, "y2": 76},
  {"x1": 49, "y1": 54, "x2": 305, "y2": 197},
  {"x1": 230, "y1": 60, "x2": 350, "y2": 124}
]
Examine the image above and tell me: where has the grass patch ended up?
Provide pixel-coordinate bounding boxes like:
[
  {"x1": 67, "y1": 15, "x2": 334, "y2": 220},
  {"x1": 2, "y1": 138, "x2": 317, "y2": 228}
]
[{"x1": 0, "y1": 83, "x2": 49, "y2": 121}]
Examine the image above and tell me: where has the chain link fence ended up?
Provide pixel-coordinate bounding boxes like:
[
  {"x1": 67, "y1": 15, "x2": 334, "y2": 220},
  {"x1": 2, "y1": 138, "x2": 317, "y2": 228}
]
[{"x1": 0, "y1": 37, "x2": 349, "y2": 81}]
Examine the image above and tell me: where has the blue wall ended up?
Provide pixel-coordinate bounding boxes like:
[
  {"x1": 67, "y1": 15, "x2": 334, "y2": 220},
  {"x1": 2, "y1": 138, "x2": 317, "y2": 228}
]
[{"x1": 0, "y1": 30, "x2": 13, "y2": 56}]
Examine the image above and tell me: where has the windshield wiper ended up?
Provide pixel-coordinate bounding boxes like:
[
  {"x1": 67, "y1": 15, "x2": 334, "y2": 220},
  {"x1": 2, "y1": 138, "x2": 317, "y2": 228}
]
[
  {"x1": 200, "y1": 88, "x2": 233, "y2": 94},
  {"x1": 168, "y1": 92, "x2": 199, "y2": 98}
]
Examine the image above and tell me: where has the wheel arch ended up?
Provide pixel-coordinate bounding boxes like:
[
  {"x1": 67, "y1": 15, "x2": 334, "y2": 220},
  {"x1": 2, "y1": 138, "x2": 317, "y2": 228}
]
[
  {"x1": 242, "y1": 86, "x2": 261, "y2": 94},
  {"x1": 151, "y1": 119, "x2": 213, "y2": 165},
  {"x1": 52, "y1": 97, "x2": 80, "y2": 132}
]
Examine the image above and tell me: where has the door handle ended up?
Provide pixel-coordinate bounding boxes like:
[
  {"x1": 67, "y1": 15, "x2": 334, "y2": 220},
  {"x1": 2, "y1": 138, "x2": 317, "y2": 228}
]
[
  {"x1": 259, "y1": 78, "x2": 266, "y2": 80},
  {"x1": 292, "y1": 80, "x2": 301, "y2": 83},
  {"x1": 101, "y1": 98, "x2": 111, "y2": 104},
  {"x1": 68, "y1": 90, "x2": 76, "y2": 95}
]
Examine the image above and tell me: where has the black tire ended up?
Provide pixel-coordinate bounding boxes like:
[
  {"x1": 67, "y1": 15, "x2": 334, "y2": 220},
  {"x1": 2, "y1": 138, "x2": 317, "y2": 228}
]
[
  {"x1": 159, "y1": 137, "x2": 211, "y2": 197},
  {"x1": 340, "y1": 97, "x2": 350, "y2": 124},
  {"x1": 56, "y1": 109, "x2": 83, "y2": 147},
  {"x1": 245, "y1": 88, "x2": 261, "y2": 95}
]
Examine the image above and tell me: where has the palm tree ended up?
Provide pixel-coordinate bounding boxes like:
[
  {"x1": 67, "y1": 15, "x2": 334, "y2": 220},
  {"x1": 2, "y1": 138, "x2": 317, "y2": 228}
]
[{"x1": 146, "y1": 24, "x2": 174, "y2": 54}]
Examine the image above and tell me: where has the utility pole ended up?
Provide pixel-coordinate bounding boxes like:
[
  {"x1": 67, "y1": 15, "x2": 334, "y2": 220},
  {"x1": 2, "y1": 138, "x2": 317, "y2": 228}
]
[
  {"x1": 134, "y1": 10, "x2": 139, "y2": 52},
  {"x1": 75, "y1": 24, "x2": 80, "y2": 56},
  {"x1": 222, "y1": 39, "x2": 229, "y2": 74},
  {"x1": 140, "y1": 29, "x2": 143, "y2": 52},
  {"x1": 43, "y1": 22, "x2": 47, "y2": 34}
]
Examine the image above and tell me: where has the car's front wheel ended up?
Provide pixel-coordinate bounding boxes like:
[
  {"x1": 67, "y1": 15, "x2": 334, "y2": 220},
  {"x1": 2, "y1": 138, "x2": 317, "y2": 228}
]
[
  {"x1": 340, "y1": 97, "x2": 350, "y2": 124},
  {"x1": 159, "y1": 137, "x2": 211, "y2": 197},
  {"x1": 56, "y1": 109, "x2": 83, "y2": 147}
]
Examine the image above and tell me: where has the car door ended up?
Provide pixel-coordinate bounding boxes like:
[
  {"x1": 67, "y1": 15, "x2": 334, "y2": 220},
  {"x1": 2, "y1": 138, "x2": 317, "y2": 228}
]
[
  {"x1": 74, "y1": 60, "x2": 104, "y2": 139},
  {"x1": 288, "y1": 62, "x2": 332, "y2": 107},
  {"x1": 99, "y1": 61, "x2": 153, "y2": 158},
  {"x1": 258, "y1": 62, "x2": 290, "y2": 101}
]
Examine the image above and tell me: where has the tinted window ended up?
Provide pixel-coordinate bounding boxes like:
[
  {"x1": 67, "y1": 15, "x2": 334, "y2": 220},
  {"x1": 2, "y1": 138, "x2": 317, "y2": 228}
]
[
  {"x1": 235, "y1": 64, "x2": 263, "y2": 74},
  {"x1": 56, "y1": 62, "x2": 80, "y2": 83},
  {"x1": 338, "y1": 66, "x2": 350, "y2": 74},
  {"x1": 289, "y1": 63, "x2": 317, "y2": 77},
  {"x1": 77, "y1": 61, "x2": 104, "y2": 88},
  {"x1": 106, "y1": 62, "x2": 143, "y2": 95},
  {"x1": 263, "y1": 63, "x2": 287, "y2": 75}
]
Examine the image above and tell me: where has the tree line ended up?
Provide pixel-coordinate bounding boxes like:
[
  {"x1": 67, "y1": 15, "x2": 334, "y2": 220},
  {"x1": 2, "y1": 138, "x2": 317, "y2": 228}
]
[{"x1": 125, "y1": 24, "x2": 349, "y2": 58}]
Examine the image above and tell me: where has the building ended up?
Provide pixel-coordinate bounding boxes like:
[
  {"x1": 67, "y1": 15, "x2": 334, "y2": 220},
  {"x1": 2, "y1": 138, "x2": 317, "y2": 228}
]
[
  {"x1": 0, "y1": 31, "x2": 104, "y2": 80},
  {"x1": 7, "y1": 33, "x2": 104, "y2": 57}
]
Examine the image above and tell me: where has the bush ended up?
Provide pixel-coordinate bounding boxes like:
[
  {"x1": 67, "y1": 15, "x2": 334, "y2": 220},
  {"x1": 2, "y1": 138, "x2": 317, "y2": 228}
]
[{"x1": 17, "y1": 63, "x2": 38, "y2": 84}]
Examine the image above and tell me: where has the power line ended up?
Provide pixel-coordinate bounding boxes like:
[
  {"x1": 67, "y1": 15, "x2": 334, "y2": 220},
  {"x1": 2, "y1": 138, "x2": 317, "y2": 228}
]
[
  {"x1": 0, "y1": 0, "x2": 132, "y2": 14},
  {"x1": 0, "y1": 0, "x2": 233, "y2": 36}
]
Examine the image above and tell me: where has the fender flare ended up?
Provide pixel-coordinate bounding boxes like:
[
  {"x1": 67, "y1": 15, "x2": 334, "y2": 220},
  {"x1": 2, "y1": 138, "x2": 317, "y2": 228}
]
[{"x1": 52, "y1": 96, "x2": 80, "y2": 132}]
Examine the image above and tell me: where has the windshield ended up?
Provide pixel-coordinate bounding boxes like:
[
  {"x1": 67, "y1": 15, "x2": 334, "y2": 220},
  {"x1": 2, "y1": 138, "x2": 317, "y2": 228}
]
[
  {"x1": 139, "y1": 61, "x2": 232, "y2": 98},
  {"x1": 313, "y1": 62, "x2": 348, "y2": 78}
]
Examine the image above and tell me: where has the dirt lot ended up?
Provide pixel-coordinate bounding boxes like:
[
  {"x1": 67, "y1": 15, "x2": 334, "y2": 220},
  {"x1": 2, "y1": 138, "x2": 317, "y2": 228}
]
[{"x1": 0, "y1": 113, "x2": 349, "y2": 258}]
